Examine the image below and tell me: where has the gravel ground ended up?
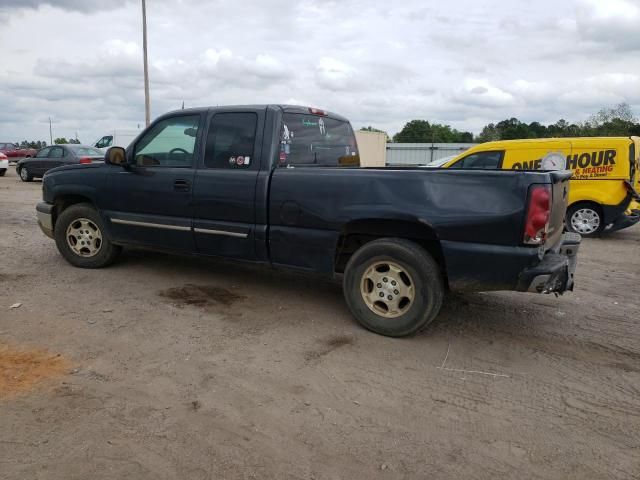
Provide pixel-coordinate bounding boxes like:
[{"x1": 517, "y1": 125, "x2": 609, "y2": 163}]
[{"x1": 1, "y1": 167, "x2": 639, "y2": 479}]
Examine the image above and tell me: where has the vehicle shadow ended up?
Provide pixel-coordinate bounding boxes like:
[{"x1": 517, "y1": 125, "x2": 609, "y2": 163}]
[{"x1": 111, "y1": 248, "x2": 540, "y2": 342}]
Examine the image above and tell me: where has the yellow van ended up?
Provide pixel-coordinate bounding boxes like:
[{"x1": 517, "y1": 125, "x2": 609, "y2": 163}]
[{"x1": 439, "y1": 137, "x2": 640, "y2": 237}]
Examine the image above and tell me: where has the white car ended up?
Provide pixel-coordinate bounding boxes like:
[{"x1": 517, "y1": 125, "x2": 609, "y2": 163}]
[{"x1": 0, "y1": 152, "x2": 8, "y2": 176}]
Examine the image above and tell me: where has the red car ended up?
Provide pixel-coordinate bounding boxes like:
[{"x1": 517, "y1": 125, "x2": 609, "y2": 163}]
[{"x1": 0, "y1": 143, "x2": 38, "y2": 160}]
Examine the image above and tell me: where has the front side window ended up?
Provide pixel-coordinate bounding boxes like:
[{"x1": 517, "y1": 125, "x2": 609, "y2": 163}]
[
  {"x1": 134, "y1": 115, "x2": 200, "y2": 167},
  {"x1": 279, "y1": 113, "x2": 359, "y2": 167},
  {"x1": 451, "y1": 151, "x2": 503, "y2": 169},
  {"x1": 96, "y1": 136, "x2": 113, "y2": 149},
  {"x1": 36, "y1": 147, "x2": 51, "y2": 158},
  {"x1": 204, "y1": 113, "x2": 257, "y2": 169}
]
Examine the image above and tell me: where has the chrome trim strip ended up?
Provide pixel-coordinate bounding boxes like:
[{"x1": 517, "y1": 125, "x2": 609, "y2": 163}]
[
  {"x1": 110, "y1": 218, "x2": 191, "y2": 232},
  {"x1": 193, "y1": 227, "x2": 248, "y2": 238}
]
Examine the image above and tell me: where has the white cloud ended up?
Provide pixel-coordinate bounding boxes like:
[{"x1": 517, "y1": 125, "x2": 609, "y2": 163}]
[{"x1": 0, "y1": 0, "x2": 639, "y2": 143}]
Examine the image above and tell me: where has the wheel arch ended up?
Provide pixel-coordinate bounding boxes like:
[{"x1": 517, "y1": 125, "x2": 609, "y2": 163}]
[
  {"x1": 334, "y1": 218, "x2": 448, "y2": 286},
  {"x1": 52, "y1": 195, "x2": 95, "y2": 228}
]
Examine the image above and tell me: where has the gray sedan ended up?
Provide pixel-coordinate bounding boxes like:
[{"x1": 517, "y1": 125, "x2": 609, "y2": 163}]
[{"x1": 16, "y1": 145, "x2": 104, "y2": 182}]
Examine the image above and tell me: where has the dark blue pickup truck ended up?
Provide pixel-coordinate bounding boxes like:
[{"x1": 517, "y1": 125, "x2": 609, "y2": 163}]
[{"x1": 36, "y1": 105, "x2": 580, "y2": 336}]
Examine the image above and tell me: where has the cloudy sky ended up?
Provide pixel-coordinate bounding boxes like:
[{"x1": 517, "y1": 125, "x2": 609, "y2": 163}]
[{"x1": 1, "y1": 0, "x2": 639, "y2": 143}]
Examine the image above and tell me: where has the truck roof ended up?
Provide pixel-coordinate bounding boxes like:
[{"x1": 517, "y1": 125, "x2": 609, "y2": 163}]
[{"x1": 160, "y1": 105, "x2": 350, "y2": 123}]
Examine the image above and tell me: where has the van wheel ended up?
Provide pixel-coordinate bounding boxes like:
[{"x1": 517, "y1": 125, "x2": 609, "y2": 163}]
[
  {"x1": 18, "y1": 167, "x2": 33, "y2": 182},
  {"x1": 54, "y1": 203, "x2": 121, "y2": 268},
  {"x1": 566, "y1": 203, "x2": 604, "y2": 237},
  {"x1": 343, "y1": 238, "x2": 444, "y2": 337}
]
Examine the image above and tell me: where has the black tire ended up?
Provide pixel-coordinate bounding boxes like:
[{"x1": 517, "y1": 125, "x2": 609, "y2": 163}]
[
  {"x1": 0, "y1": 169, "x2": 6, "y2": 177},
  {"x1": 343, "y1": 238, "x2": 444, "y2": 337},
  {"x1": 565, "y1": 202, "x2": 604, "y2": 237},
  {"x1": 18, "y1": 166, "x2": 33, "y2": 182},
  {"x1": 54, "y1": 203, "x2": 121, "y2": 268}
]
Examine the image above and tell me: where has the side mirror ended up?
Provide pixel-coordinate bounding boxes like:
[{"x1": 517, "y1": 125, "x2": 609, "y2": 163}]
[{"x1": 105, "y1": 146, "x2": 127, "y2": 166}]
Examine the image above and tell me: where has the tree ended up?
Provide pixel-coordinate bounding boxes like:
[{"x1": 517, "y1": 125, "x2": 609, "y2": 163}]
[
  {"x1": 393, "y1": 120, "x2": 473, "y2": 143},
  {"x1": 475, "y1": 103, "x2": 640, "y2": 141},
  {"x1": 54, "y1": 137, "x2": 69, "y2": 144},
  {"x1": 393, "y1": 120, "x2": 432, "y2": 143},
  {"x1": 476, "y1": 123, "x2": 500, "y2": 143},
  {"x1": 18, "y1": 140, "x2": 46, "y2": 149}
]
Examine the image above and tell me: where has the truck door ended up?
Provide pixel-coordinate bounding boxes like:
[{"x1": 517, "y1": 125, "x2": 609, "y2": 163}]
[
  {"x1": 103, "y1": 113, "x2": 201, "y2": 252},
  {"x1": 191, "y1": 110, "x2": 264, "y2": 260}
]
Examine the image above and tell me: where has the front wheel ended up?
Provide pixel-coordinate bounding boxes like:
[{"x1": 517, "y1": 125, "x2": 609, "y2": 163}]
[
  {"x1": 54, "y1": 203, "x2": 121, "y2": 268},
  {"x1": 566, "y1": 203, "x2": 604, "y2": 237},
  {"x1": 0, "y1": 169, "x2": 6, "y2": 177},
  {"x1": 18, "y1": 167, "x2": 33, "y2": 182},
  {"x1": 343, "y1": 238, "x2": 444, "y2": 337}
]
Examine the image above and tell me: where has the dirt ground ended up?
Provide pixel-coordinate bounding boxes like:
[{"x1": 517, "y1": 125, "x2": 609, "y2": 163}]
[{"x1": 1, "y1": 166, "x2": 639, "y2": 480}]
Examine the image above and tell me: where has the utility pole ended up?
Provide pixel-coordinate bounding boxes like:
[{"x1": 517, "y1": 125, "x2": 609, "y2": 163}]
[
  {"x1": 49, "y1": 117, "x2": 53, "y2": 145},
  {"x1": 142, "y1": 0, "x2": 151, "y2": 126}
]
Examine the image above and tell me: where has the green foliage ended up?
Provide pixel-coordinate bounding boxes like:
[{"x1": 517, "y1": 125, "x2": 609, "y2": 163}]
[
  {"x1": 476, "y1": 103, "x2": 640, "y2": 142},
  {"x1": 16, "y1": 140, "x2": 47, "y2": 149},
  {"x1": 393, "y1": 103, "x2": 640, "y2": 144},
  {"x1": 53, "y1": 137, "x2": 81, "y2": 144},
  {"x1": 392, "y1": 120, "x2": 473, "y2": 143}
]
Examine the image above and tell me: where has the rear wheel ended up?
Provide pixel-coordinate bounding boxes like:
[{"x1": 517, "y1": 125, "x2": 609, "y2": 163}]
[
  {"x1": 54, "y1": 203, "x2": 121, "y2": 268},
  {"x1": 0, "y1": 169, "x2": 6, "y2": 177},
  {"x1": 343, "y1": 238, "x2": 444, "y2": 337},
  {"x1": 18, "y1": 166, "x2": 32, "y2": 182},
  {"x1": 566, "y1": 203, "x2": 603, "y2": 237}
]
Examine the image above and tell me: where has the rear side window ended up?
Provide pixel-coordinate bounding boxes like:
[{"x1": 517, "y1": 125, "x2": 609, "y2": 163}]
[
  {"x1": 48, "y1": 147, "x2": 64, "y2": 158},
  {"x1": 279, "y1": 113, "x2": 359, "y2": 167},
  {"x1": 451, "y1": 151, "x2": 503, "y2": 169},
  {"x1": 204, "y1": 113, "x2": 257, "y2": 169}
]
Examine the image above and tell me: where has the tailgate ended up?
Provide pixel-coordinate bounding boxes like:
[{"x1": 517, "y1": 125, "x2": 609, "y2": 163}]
[{"x1": 545, "y1": 170, "x2": 573, "y2": 249}]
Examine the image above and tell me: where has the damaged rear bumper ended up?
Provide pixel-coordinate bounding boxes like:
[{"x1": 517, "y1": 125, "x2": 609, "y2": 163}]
[{"x1": 516, "y1": 232, "x2": 581, "y2": 294}]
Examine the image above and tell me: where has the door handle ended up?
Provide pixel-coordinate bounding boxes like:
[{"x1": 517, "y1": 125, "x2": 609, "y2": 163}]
[{"x1": 174, "y1": 179, "x2": 191, "y2": 192}]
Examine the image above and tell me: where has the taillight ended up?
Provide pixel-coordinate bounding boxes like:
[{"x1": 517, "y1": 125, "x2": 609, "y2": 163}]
[
  {"x1": 79, "y1": 157, "x2": 92, "y2": 164},
  {"x1": 308, "y1": 107, "x2": 327, "y2": 116},
  {"x1": 524, "y1": 185, "x2": 551, "y2": 245}
]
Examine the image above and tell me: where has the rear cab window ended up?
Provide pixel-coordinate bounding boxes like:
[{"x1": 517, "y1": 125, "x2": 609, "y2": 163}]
[{"x1": 279, "y1": 112, "x2": 359, "y2": 167}]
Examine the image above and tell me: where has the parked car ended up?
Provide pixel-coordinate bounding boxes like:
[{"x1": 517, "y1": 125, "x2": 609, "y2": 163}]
[
  {"x1": 17, "y1": 144, "x2": 104, "y2": 182},
  {"x1": 0, "y1": 152, "x2": 8, "y2": 176},
  {"x1": 436, "y1": 137, "x2": 640, "y2": 237},
  {"x1": 36, "y1": 105, "x2": 580, "y2": 337},
  {"x1": 0, "y1": 142, "x2": 38, "y2": 161},
  {"x1": 92, "y1": 130, "x2": 139, "y2": 152}
]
